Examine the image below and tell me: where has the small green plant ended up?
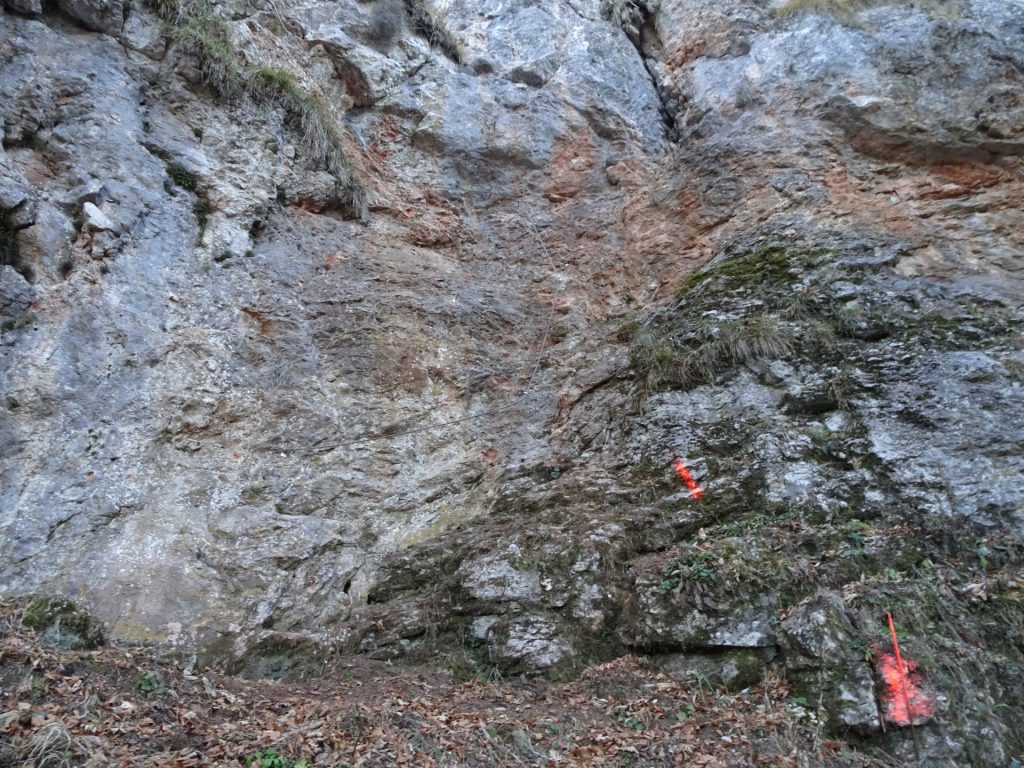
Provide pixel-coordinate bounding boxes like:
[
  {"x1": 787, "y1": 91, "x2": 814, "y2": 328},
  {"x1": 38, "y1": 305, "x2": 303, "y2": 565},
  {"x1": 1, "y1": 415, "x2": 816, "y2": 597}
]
[
  {"x1": 243, "y1": 485, "x2": 264, "y2": 501},
  {"x1": 166, "y1": 162, "x2": 198, "y2": 191},
  {"x1": 192, "y1": 197, "x2": 214, "y2": 231},
  {"x1": 1, "y1": 312, "x2": 37, "y2": 332},
  {"x1": 244, "y1": 748, "x2": 309, "y2": 768},
  {"x1": 252, "y1": 66, "x2": 300, "y2": 93},
  {"x1": 614, "y1": 706, "x2": 645, "y2": 731},
  {"x1": 136, "y1": 672, "x2": 165, "y2": 696},
  {"x1": 674, "y1": 703, "x2": 697, "y2": 720},
  {"x1": 28, "y1": 674, "x2": 48, "y2": 699},
  {"x1": 659, "y1": 550, "x2": 718, "y2": 593}
]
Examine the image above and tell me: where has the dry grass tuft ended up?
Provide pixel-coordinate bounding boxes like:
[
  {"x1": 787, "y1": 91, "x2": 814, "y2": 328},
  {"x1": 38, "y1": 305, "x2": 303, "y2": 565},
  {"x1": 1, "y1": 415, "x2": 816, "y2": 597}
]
[
  {"x1": 631, "y1": 315, "x2": 795, "y2": 391},
  {"x1": 774, "y1": 0, "x2": 963, "y2": 21},
  {"x1": 403, "y1": 0, "x2": 464, "y2": 63},
  {"x1": 26, "y1": 721, "x2": 73, "y2": 768},
  {"x1": 251, "y1": 68, "x2": 367, "y2": 216},
  {"x1": 145, "y1": 0, "x2": 367, "y2": 217}
]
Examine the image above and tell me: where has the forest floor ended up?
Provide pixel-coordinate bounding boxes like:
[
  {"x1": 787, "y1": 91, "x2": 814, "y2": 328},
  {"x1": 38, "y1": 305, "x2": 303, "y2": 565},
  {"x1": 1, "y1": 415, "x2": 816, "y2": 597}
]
[{"x1": 0, "y1": 601, "x2": 886, "y2": 768}]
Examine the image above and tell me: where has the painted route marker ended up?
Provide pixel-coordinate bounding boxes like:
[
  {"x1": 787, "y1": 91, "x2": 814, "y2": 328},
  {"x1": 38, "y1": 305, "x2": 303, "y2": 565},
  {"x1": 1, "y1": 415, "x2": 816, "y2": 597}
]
[
  {"x1": 672, "y1": 458, "x2": 704, "y2": 499},
  {"x1": 879, "y1": 613, "x2": 935, "y2": 726}
]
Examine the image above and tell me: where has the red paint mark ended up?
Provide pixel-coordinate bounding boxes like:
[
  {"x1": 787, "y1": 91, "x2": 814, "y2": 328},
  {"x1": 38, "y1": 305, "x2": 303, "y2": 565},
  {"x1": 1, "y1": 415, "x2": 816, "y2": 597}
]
[
  {"x1": 879, "y1": 613, "x2": 935, "y2": 726},
  {"x1": 672, "y1": 458, "x2": 704, "y2": 499}
]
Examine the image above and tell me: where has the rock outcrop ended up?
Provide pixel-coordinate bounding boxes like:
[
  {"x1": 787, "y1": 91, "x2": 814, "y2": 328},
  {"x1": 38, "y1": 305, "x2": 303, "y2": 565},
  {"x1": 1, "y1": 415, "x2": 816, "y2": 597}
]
[{"x1": 2, "y1": 0, "x2": 1022, "y2": 764}]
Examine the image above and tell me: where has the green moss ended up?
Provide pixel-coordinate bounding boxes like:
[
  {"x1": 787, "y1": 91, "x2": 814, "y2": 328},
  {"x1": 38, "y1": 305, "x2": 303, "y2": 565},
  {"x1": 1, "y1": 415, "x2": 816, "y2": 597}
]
[
  {"x1": 897, "y1": 305, "x2": 1015, "y2": 351},
  {"x1": 679, "y1": 244, "x2": 824, "y2": 299},
  {"x1": 21, "y1": 596, "x2": 105, "y2": 650}
]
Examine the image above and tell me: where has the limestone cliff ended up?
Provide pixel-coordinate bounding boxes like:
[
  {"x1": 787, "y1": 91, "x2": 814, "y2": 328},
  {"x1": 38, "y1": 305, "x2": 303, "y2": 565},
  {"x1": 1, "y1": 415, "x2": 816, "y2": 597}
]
[{"x1": 1, "y1": 0, "x2": 1022, "y2": 764}]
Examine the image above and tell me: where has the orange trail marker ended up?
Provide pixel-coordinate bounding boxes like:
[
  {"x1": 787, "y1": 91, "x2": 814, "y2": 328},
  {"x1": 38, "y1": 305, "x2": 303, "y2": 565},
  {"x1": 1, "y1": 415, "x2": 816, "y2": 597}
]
[
  {"x1": 879, "y1": 613, "x2": 935, "y2": 726},
  {"x1": 672, "y1": 458, "x2": 704, "y2": 499}
]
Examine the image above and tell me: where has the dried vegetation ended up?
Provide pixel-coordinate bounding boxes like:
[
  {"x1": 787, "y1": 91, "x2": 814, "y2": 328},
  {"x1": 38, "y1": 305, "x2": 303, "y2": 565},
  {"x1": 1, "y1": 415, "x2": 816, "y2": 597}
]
[
  {"x1": 145, "y1": 0, "x2": 367, "y2": 217},
  {"x1": 774, "y1": 0, "x2": 964, "y2": 21}
]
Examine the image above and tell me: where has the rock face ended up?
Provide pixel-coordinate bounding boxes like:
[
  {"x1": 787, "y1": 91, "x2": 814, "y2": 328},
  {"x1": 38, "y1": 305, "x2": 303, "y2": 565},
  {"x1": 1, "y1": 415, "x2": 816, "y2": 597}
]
[
  {"x1": 781, "y1": 593, "x2": 879, "y2": 732},
  {"x1": 1, "y1": 0, "x2": 1023, "y2": 764}
]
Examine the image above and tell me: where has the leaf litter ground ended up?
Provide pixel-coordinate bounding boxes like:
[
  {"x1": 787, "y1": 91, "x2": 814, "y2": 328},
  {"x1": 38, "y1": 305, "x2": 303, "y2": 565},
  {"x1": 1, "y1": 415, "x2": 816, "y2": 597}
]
[{"x1": 0, "y1": 602, "x2": 882, "y2": 767}]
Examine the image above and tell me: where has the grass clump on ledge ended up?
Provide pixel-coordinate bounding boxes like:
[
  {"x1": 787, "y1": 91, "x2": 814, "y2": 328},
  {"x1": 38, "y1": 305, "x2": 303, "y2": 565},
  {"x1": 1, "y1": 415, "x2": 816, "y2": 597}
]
[
  {"x1": 251, "y1": 68, "x2": 367, "y2": 216},
  {"x1": 402, "y1": 0, "x2": 464, "y2": 63},
  {"x1": 773, "y1": 0, "x2": 962, "y2": 21},
  {"x1": 148, "y1": 0, "x2": 245, "y2": 98},
  {"x1": 630, "y1": 315, "x2": 796, "y2": 392},
  {"x1": 144, "y1": 0, "x2": 367, "y2": 218},
  {"x1": 165, "y1": 161, "x2": 198, "y2": 191}
]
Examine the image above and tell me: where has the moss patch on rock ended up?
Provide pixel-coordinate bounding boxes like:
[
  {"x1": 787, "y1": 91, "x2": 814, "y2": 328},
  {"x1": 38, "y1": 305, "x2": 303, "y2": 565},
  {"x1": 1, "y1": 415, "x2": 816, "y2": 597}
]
[{"x1": 21, "y1": 596, "x2": 105, "y2": 650}]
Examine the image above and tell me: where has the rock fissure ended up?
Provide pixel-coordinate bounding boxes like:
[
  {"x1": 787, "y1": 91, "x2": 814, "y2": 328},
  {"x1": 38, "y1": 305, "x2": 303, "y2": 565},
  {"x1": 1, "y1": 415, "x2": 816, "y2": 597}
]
[{"x1": 604, "y1": 0, "x2": 679, "y2": 140}]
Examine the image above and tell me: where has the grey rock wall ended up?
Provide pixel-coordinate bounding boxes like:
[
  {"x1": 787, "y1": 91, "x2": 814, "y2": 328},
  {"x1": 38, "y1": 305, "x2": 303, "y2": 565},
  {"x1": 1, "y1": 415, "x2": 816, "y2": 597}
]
[{"x1": 1, "y1": 0, "x2": 1023, "y2": 763}]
